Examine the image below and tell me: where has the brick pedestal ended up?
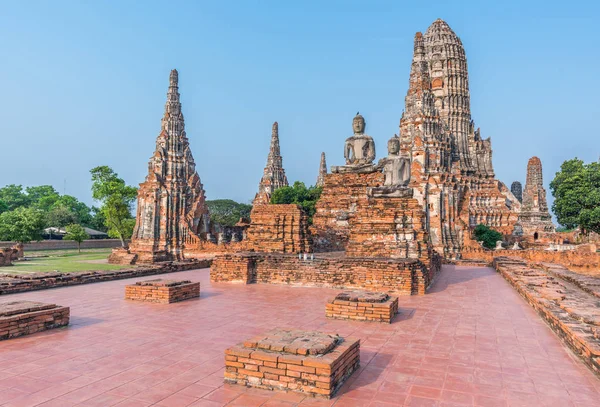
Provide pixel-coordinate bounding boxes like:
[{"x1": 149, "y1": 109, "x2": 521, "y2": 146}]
[
  {"x1": 326, "y1": 290, "x2": 399, "y2": 323},
  {"x1": 225, "y1": 329, "x2": 360, "y2": 398},
  {"x1": 125, "y1": 279, "x2": 200, "y2": 303},
  {"x1": 0, "y1": 301, "x2": 70, "y2": 340}
]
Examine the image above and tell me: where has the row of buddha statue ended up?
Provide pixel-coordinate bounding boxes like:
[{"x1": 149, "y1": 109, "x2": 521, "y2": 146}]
[{"x1": 331, "y1": 112, "x2": 412, "y2": 198}]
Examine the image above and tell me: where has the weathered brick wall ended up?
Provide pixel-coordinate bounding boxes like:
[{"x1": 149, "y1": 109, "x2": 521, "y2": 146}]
[
  {"x1": 0, "y1": 260, "x2": 210, "y2": 295},
  {"x1": 245, "y1": 204, "x2": 311, "y2": 254},
  {"x1": 311, "y1": 172, "x2": 384, "y2": 252},
  {"x1": 0, "y1": 239, "x2": 123, "y2": 251},
  {"x1": 211, "y1": 253, "x2": 437, "y2": 295},
  {"x1": 493, "y1": 257, "x2": 600, "y2": 377},
  {"x1": 0, "y1": 302, "x2": 70, "y2": 340},
  {"x1": 346, "y1": 196, "x2": 429, "y2": 261},
  {"x1": 211, "y1": 254, "x2": 257, "y2": 283},
  {"x1": 461, "y1": 246, "x2": 600, "y2": 272}
]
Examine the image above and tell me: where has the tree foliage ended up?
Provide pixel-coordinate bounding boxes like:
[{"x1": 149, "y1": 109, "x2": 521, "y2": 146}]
[
  {"x1": 270, "y1": 182, "x2": 323, "y2": 223},
  {"x1": 0, "y1": 185, "x2": 30, "y2": 210},
  {"x1": 0, "y1": 207, "x2": 46, "y2": 243},
  {"x1": 206, "y1": 199, "x2": 252, "y2": 227},
  {"x1": 63, "y1": 224, "x2": 89, "y2": 253},
  {"x1": 550, "y1": 158, "x2": 600, "y2": 235},
  {"x1": 473, "y1": 224, "x2": 503, "y2": 250},
  {"x1": 90, "y1": 166, "x2": 137, "y2": 246}
]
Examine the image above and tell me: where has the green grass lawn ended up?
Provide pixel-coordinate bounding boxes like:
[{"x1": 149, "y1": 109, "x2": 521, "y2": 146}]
[{"x1": 0, "y1": 248, "x2": 133, "y2": 274}]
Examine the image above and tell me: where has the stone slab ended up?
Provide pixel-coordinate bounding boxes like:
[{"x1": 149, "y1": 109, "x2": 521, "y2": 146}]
[{"x1": 125, "y1": 279, "x2": 200, "y2": 304}]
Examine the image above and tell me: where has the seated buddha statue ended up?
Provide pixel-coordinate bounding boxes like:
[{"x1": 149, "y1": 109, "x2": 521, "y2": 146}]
[
  {"x1": 368, "y1": 134, "x2": 412, "y2": 198},
  {"x1": 331, "y1": 113, "x2": 377, "y2": 173}
]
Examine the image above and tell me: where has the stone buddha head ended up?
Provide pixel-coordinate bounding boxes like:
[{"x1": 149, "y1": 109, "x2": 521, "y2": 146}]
[
  {"x1": 388, "y1": 135, "x2": 400, "y2": 156},
  {"x1": 352, "y1": 112, "x2": 365, "y2": 135}
]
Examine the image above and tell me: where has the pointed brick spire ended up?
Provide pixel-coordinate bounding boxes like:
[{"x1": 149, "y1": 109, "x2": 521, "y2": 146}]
[
  {"x1": 128, "y1": 69, "x2": 209, "y2": 261},
  {"x1": 255, "y1": 121, "x2": 288, "y2": 204},
  {"x1": 316, "y1": 152, "x2": 327, "y2": 187}
]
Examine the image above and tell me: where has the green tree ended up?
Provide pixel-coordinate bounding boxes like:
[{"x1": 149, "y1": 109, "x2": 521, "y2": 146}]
[
  {"x1": 550, "y1": 158, "x2": 600, "y2": 235},
  {"x1": 206, "y1": 199, "x2": 252, "y2": 227},
  {"x1": 270, "y1": 181, "x2": 323, "y2": 223},
  {"x1": 0, "y1": 200, "x2": 8, "y2": 215},
  {"x1": 63, "y1": 224, "x2": 89, "y2": 253},
  {"x1": 0, "y1": 207, "x2": 46, "y2": 243},
  {"x1": 0, "y1": 185, "x2": 30, "y2": 210},
  {"x1": 53, "y1": 195, "x2": 94, "y2": 226},
  {"x1": 46, "y1": 204, "x2": 78, "y2": 228},
  {"x1": 89, "y1": 206, "x2": 108, "y2": 232},
  {"x1": 26, "y1": 185, "x2": 60, "y2": 211},
  {"x1": 473, "y1": 224, "x2": 503, "y2": 250},
  {"x1": 90, "y1": 166, "x2": 137, "y2": 247}
]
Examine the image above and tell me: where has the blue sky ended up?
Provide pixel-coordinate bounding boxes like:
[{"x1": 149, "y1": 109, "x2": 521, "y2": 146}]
[{"x1": 1, "y1": 0, "x2": 598, "y2": 211}]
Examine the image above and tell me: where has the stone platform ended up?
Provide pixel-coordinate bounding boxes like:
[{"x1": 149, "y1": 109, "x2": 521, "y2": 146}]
[
  {"x1": 493, "y1": 257, "x2": 600, "y2": 377},
  {"x1": 326, "y1": 290, "x2": 399, "y2": 323},
  {"x1": 224, "y1": 328, "x2": 360, "y2": 398},
  {"x1": 125, "y1": 279, "x2": 200, "y2": 303},
  {"x1": 0, "y1": 301, "x2": 69, "y2": 340},
  {"x1": 211, "y1": 252, "x2": 439, "y2": 295}
]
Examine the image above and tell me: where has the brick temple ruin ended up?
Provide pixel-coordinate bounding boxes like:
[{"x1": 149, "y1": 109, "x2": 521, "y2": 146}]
[{"x1": 114, "y1": 19, "x2": 569, "y2": 289}]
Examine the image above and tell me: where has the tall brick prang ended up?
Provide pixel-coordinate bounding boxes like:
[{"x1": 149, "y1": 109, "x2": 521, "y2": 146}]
[
  {"x1": 255, "y1": 122, "x2": 289, "y2": 204},
  {"x1": 518, "y1": 156, "x2": 555, "y2": 238},
  {"x1": 123, "y1": 69, "x2": 210, "y2": 263}
]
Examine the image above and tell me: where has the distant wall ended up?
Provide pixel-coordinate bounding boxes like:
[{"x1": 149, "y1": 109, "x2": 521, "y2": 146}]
[{"x1": 0, "y1": 239, "x2": 123, "y2": 251}]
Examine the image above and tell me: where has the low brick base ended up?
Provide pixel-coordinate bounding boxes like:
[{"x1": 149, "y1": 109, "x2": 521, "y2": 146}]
[
  {"x1": 125, "y1": 279, "x2": 200, "y2": 303},
  {"x1": 493, "y1": 257, "x2": 600, "y2": 377},
  {"x1": 224, "y1": 329, "x2": 360, "y2": 398},
  {"x1": 0, "y1": 301, "x2": 69, "y2": 340},
  {"x1": 211, "y1": 252, "x2": 439, "y2": 295},
  {"x1": 326, "y1": 290, "x2": 399, "y2": 323}
]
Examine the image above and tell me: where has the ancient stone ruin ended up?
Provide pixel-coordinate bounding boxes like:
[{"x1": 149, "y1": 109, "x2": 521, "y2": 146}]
[
  {"x1": 254, "y1": 122, "x2": 289, "y2": 205},
  {"x1": 316, "y1": 152, "x2": 327, "y2": 187},
  {"x1": 511, "y1": 181, "x2": 523, "y2": 203},
  {"x1": 326, "y1": 290, "x2": 399, "y2": 323},
  {"x1": 125, "y1": 278, "x2": 200, "y2": 303},
  {"x1": 225, "y1": 328, "x2": 360, "y2": 398},
  {"x1": 0, "y1": 301, "x2": 70, "y2": 341},
  {"x1": 517, "y1": 156, "x2": 555, "y2": 239},
  {"x1": 110, "y1": 70, "x2": 211, "y2": 264}
]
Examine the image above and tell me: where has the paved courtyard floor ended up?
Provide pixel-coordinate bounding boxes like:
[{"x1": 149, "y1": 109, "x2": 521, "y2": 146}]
[{"x1": 0, "y1": 265, "x2": 599, "y2": 407}]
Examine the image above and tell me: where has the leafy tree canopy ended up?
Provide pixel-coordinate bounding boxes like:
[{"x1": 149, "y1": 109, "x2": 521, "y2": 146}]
[
  {"x1": 0, "y1": 200, "x2": 8, "y2": 215},
  {"x1": 63, "y1": 224, "x2": 90, "y2": 252},
  {"x1": 90, "y1": 166, "x2": 137, "y2": 246},
  {"x1": 473, "y1": 224, "x2": 503, "y2": 250},
  {"x1": 0, "y1": 184, "x2": 30, "y2": 211},
  {"x1": 550, "y1": 158, "x2": 600, "y2": 235},
  {"x1": 206, "y1": 199, "x2": 252, "y2": 227},
  {"x1": 270, "y1": 181, "x2": 323, "y2": 223},
  {"x1": 0, "y1": 207, "x2": 47, "y2": 243}
]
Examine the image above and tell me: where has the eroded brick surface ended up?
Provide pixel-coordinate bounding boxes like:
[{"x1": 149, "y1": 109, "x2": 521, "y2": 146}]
[
  {"x1": 326, "y1": 290, "x2": 399, "y2": 323},
  {"x1": 493, "y1": 257, "x2": 600, "y2": 376},
  {"x1": 125, "y1": 278, "x2": 200, "y2": 303},
  {"x1": 0, "y1": 300, "x2": 69, "y2": 340},
  {"x1": 225, "y1": 328, "x2": 360, "y2": 398}
]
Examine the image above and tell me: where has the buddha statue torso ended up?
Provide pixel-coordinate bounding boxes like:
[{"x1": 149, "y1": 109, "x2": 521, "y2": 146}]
[
  {"x1": 368, "y1": 134, "x2": 412, "y2": 198},
  {"x1": 332, "y1": 113, "x2": 377, "y2": 174}
]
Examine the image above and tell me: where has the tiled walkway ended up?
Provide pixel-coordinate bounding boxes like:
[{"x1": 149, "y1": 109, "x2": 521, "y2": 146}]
[{"x1": 0, "y1": 265, "x2": 599, "y2": 407}]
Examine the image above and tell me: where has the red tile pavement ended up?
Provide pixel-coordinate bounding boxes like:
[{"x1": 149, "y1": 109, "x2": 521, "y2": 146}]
[{"x1": 0, "y1": 265, "x2": 599, "y2": 407}]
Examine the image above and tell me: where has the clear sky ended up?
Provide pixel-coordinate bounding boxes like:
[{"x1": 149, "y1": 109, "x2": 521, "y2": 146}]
[{"x1": 1, "y1": 0, "x2": 598, "y2": 211}]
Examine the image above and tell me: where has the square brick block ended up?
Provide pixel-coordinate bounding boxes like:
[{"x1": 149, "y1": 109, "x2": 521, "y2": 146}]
[
  {"x1": 0, "y1": 301, "x2": 70, "y2": 340},
  {"x1": 224, "y1": 328, "x2": 360, "y2": 398},
  {"x1": 326, "y1": 290, "x2": 398, "y2": 323},
  {"x1": 125, "y1": 279, "x2": 200, "y2": 303}
]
